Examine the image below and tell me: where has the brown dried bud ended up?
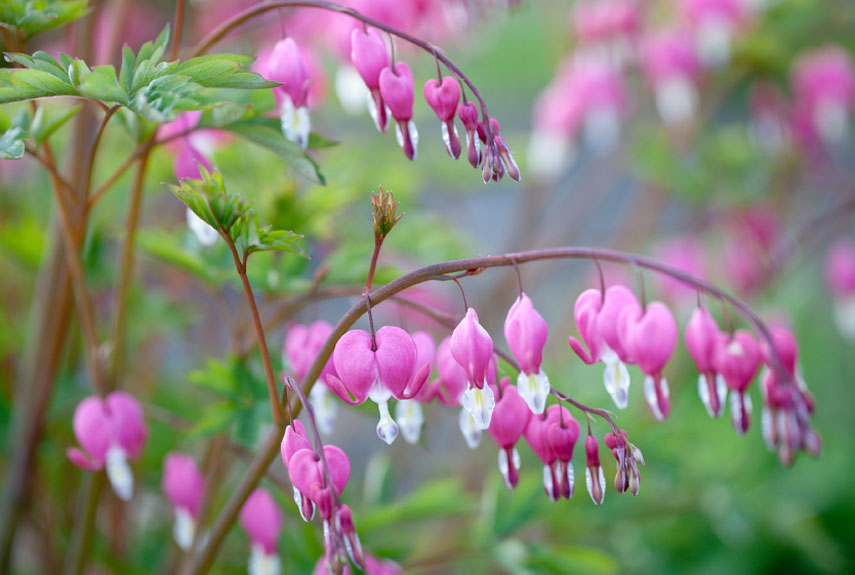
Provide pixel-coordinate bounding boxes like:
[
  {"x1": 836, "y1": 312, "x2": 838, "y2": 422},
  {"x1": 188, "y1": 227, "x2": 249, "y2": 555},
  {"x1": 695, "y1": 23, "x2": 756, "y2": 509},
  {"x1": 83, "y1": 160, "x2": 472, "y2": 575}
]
[{"x1": 371, "y1": 186, "x2": 403, "y2": 239}]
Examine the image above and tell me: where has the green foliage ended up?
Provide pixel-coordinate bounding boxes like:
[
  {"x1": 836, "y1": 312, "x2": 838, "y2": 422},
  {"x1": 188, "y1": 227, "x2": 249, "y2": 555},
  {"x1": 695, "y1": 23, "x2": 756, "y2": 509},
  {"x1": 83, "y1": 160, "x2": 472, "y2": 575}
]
[
  {"x1": 0, "y1": 0, "x2": 88, "y2": 38},
  {"x1": 167, "y1": 167, "x2": 305, "y2": 263}
]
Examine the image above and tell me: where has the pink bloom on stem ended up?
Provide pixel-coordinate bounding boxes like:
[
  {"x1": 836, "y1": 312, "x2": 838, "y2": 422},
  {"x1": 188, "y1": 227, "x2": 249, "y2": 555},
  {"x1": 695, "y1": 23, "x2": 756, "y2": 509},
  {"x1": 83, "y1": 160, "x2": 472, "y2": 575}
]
[
  {"x1": 567, "y1": 57, "x2": 626, "y2": 152},
  {"x1": 524, "y1": 405, "x2": 578, "y2": 500},
  {"x1": 584, "y1": 435, "x2": 606, "y2": 505},
  {"x1": 641, "y1": 29, "x2": 701, "y2": 125},
  {"x1": 487, "y1": 379, "x2": 531, "y2": 488},
  {"x1": 288, "y1": 445, "x2": 351, "y2": 521},
  {"x1": 280, "y1": 420, "x2": 316, "y2": 521},
  {"x1": 476, "y1": 117, "x2": 520, "y2": 183},
  {"x1": 826, "y1": 239, "x2": 855, "y2": 340},
  {"x1": 685, "y1": 307, "x2": 727, "y2": 418},
  {"x1": 458, "y1": 101, "x2": 481, "y2": 168},
  {"x1": 313, "y1": 553, "x2": 402, "y2": 575},
  {"x1": 67, "y1": 392, "x2": 147, "y2": 501},
  {"x1": 791, "y1": 46, "x2": 855, "y2": 146},
  {"x1": 572, "y1": 0, "x2": 640, "y2": 66},
  {"x1": 619, "y1": 301, "x2": 678, "y2": 421},
  {"x1": 425, "y1": 336, "x2": 484, "y2": 448},
  {"x1": 239, "y1": 488, "x2": 283, "y2": 575},
  {"x1": 504, "y1": 293, "x2": 550, "y2": 414},
  {"x1": 265, "y1": 38, "x2": 312, "y2": 148},
  {"x1": 423, "y1": 76, "x2": 462, "y2": 158},
  {"x1": 162, "y1": 452, "x2": 205, "y2": 550},
  {"x1": 597, "y1": 285, "x2": 641, "y2": 408},
  {"x1": 379, "y1": 61, "x2": 418, "y2": 160},
  {"x1": 395, "y1": 330, "x2": 436, "y2": 444},
  {"x1": 351, "y1": 27, "x2": 391, "y2": 132},
  {"x1": 679, "y1": 0, "x2": 748, "y2": 68},
  {"x1": 568, "y1": 288, "x2": 606, "y2": 365},
  {"x1": 450, "y1": 308, "x2": 496, "y2": 430},
  {"x1": 285, "y1": 321, "x2": 339, "y2": 434},
  {"x1": 326, "y1": 326, "x2": 430, "y2": 444},
  {"x1": 714, "y1": 330, "x2": 760, "y2": 434}
]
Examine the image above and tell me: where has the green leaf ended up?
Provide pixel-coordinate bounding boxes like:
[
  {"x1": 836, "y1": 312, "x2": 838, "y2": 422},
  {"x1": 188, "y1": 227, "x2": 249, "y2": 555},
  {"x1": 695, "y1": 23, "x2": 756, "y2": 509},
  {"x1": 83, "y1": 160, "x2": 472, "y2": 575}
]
[
  {"x1": 246, "y1": 225, "x2": 305, "y2": 258},
  {"x1": 0, "y1": 69, "x2": 76, "y2": 103},
  {"x1": 226, "y1": 119, "x2": 326, "y2": 185},
  {"x1": 29, "y1": 104, "x2": 81, "y2": 142},
  {"x1": 4, "y1": 51, "x2": 69, "y2": 81},
  {"x1": 78, "y1": 65, "x2": 128, "y2": 105},
  {"x1": 307, "y1": 132, "x2": 339, "y2": 150},
  {"x1": 0, "y1": 0, "x2": 89, "y2": 38},
  {"x1": 136, "y1": 24, "x2": 171, "y2": 66},
  {"x1": 136, "y1": 229, "x2": 221, "y2": 284},
  {"x1": 187, "y1": 402, "x2": 235, "y2": 438},
  {"x1": 0, "y1": 126, "x2": 27, "y2": 159},
  {"x1": 188, "y1": 357, "x2": 239, "y2": 395},
  {"x1": 167, "y1": 168, "x2": 252, "y2": 240},
  {"x1": 119, "y1": 46, "x2": 136, "y2": 94}
]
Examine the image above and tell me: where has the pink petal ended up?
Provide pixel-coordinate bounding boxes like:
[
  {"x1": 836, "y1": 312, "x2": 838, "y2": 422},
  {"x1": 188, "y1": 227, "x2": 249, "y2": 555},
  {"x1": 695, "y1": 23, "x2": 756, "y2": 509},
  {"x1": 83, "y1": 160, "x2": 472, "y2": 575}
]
[
  {"x1": 374, "y1": 326, "x2": 417, "y2": 398},
  {"x1": 597, "y1": 285, "x2": 640, "y2": 362},
  {"x1": 379, "y1": 62, "x2": 414, "y2": 121},
  {"x1": 504, "y1": 293, "x2": 548, "y2": 375},
  {"x1": 487, "y1": 384, "x2": 531, "y2": 448},
  {"x1": 239, "y1": 488, "x2": 283, "y2": 554},
  {"x1": 351, "y1": 27, "x2": 389, "y2": 90},
  {"x1": 332, "y1": 330, "x2": 377, "y2": 403},
  {"x1": 450, "y1": 308, "x2": 494, "y2": 388},
  {"x1": 67, "y1": 447, "x2": 102, "y2": 471},
  {"x1": 281, "y1": 420, "x2": 312, "y2": 469},
  {"x1": 72, "y1": 396, "x2": 111, "y2": 465},
  {"x1": 162, "y1": 452, "x2": 205, "y2": 517},
  {"x1": 105, "y1": 391, "x2": 148, "y2": 459}
]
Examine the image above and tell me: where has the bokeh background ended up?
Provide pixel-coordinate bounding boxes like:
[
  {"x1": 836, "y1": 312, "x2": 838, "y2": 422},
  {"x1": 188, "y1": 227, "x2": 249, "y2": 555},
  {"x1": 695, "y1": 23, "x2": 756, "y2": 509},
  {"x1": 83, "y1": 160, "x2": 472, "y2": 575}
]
[{"x1": 1, "y1": 0, "x2": 854, "y2": 573}]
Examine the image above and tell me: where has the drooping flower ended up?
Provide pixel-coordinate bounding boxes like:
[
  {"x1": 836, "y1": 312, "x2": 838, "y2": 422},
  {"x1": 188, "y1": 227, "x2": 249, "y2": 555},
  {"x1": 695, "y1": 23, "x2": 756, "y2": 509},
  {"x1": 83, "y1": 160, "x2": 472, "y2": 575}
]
[
  {"x1": 619, "y1": 301, "x2": 678, "y2": 421},
  {"x1": 162, "y1": 452, "x2": 205, "y2": 550},
  {"x1": 825, "y1": 239, "x2": 855, "y2": 340},
  {"x1": 379, "y1": 61, "x2": 418, "y2": 160},
  {"x1": 572, "y1": 0, "x2": 640, "y2": 66},
  {"x1": 457, "y1": 101, "x2": 481, "y2": 168},
  {"x1": 351, "y1": 27, "x2": 390, "y2": 132},
  {"x1": 450, "y1": 308, "x2": 496, "y2": 430},
  {"x1": 423, "y1": 76, "x2": 461, "y2": 158},
  {"x1": 395, "y1": 331, "x2": 436, "y2": 444},
  {"x1": 325, "y1": 327, "x2": 430, "y2": 444},
  {"x1": 265, "y1": 38, "x2": 312, "y2": 148},
  {"x1": 280, "y1": 420, "x2": 316, "y2": 521},
  {"x1": 679, "y1": 0, "x2": 748, "y2": 68},
  {"x1": 239, "y1": 488, "x2": 283, "y2": 575},
  {"x1": 477, "y1": 118, "x2": 520, "y2": 182},
  {"x1": 504, "y1": 293, "x2": 550, "y2": 414},
  {"x1": 685, "y1": 307, "x2": 727, "y2": 418},
  {"x1": 641, "y1": 29, "x2": 701, "y2": 125},
  {"x1": 713, "y1": 330, "x2": 760, "y2": 434},
  {"x1": 791, "y1": 46, "x2": 855, "y2": 147},
  {"x1": 312, "y1": 552, "x2": 403, "y2": 575},
  {"x1": 487, "y1": 379, "x2": 531, "y2": 489},
  {"x1": 284, "y1": 322, "x2": 338, "y2": 434},
  {"x1": 287, "y1": 445, "x2": 351, "y2": 521},
  {"x1": 523, "y1": 405, "x2": 579, "y2": 500},
  {"x1": 67, "y1": 392, "x2": 148, "y2": 501},
  {"x1": 584, "y1": 435, "x2": 606, "y2": 505}
]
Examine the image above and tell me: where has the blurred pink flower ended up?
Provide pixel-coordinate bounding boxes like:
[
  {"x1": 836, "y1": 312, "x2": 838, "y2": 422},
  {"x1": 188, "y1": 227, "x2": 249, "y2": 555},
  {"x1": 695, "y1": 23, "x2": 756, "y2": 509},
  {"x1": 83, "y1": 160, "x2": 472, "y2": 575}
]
[
  {"x1": 791, "y1": 46, "x2": 855, "y2": 146},
  {"x1": 162, "y1": 452, "x2": 205, "y2": 549}
]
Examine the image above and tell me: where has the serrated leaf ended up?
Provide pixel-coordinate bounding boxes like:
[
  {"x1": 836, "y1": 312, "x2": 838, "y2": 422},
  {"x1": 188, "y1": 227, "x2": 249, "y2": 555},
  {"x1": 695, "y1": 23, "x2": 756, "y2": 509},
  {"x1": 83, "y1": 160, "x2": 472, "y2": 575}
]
[
  {"x1": 0, "y1": 69, "x2": 76, "y2": 102},
  {"x1": 119, "y1": 45, "x2": 136, "y2": 93},
  {"x1": 167, "y1": 167, "x2": 252, "y2": 239},
  {"x1": 4, "y1": 51, "x2": 69, "y2": 81},
  {"x1": 29, "y1": 104, "x2": 81, "y2": 142},
  {"x1": 78, "y1": 65, "x2": 127, "y2": 104},
  {"x1": 136, "y1": 24, "x2": 171, "y2": 65},
  {"x1": 246, "y1": 226, "x2": 305, "y2": 258},
  {"x1": 226, "y1": 119, "x2": 326, "y2": 185},
  {"x1": 0, "y1": 126, "x2": 27, "y2": 159},
  {"x1": 1, "y1": 0, "x2": 89, "y2": 38}
]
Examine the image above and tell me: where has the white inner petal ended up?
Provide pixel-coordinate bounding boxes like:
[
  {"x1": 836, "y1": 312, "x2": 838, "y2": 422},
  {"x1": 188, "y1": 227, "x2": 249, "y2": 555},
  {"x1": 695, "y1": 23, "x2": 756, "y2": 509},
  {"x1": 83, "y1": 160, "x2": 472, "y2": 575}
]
[
  {"x1": 527, "y1": 131, "x2": 572, "y2": 181},
  {"x1": 697, "y1": 18, "x2": 732, "y2": 68},
  {"x1": 458, "y1": 407, "x2": 482, "y2": 449},
  {"x1": 375, "y1": 399, "x2": 399, "y2": 445},
  {"x1": 280, "y1": 99, "x2": 311, "y2": 150},
  {"x1": 106, "y1": 445, "x2": 133, "y2": 501},
  {"x1": 395, "y1": 399, "x2": 424, "y2": 444},
  {"x1": 310, "y1": 384, "x2": 338, "y2": 435},
  {"x1": 461, "y1": 385, "x2": 495, "y2": 430},
  {"x1": 603, "y1": 358, "x2": 631, "y2": 409},
  {"x1": 335, "y1": 65, "x2": 369, "y2": 116},
  {"x1": 655, "y1": 77, "x2": 697, "y2": 125},
  {"x1": 173, "y1": 507, "x2": 195, "y2": 550},
  {"x1": 249, "y1": 544, "x2": 281, "y2": 575},
  {"x1": 516, "y1": 370, "x2": 550, "y2": 415},
  {"x1": 834, "y1": 296, "x2": 855, "y2": 341}
]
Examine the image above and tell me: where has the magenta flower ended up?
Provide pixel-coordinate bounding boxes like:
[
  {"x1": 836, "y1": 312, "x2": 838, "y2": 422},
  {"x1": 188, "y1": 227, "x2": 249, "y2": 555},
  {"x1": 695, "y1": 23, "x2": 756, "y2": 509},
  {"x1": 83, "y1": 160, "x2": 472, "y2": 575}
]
[
  {"x1": 395, "y1": 330, "x2": 436, "y2": 444},
  {"x1": 685, "y1": 307, "x2": 727, "y2": 418},
  {"x1": 280, "y1": 420, "x2": 316, "y2": 521},
  {"x1": 524, "y1": 405, "x2": 578, "y2": 500},
  {"x1": 504, "y1": 293, "x2": 550, "y2": 414},
  {"x1": 713, "y1": 330, "x2": 760, "y2": 434},
  {"x1": 162, "y1": 452, "x2": 205, "y2": 550},
  {"x1": 326, "y1": 326, "x2": 430, "y2": 444},
  {"x1": 679, "y1": 0, "x2": 748, "y2": 68},
  {"x1": 313, "y1": 553, "x2": 402, "y2": 575},
  {"x1": 825, "y1": 239, "x2": 855, "y2": 340},
  {"x1": 584, "y1": 435, "x2": 606, "y2": 505},
  {"x1": 568, "y1": 288, "x2": 606, "y2": 365},
  {"x1": 457, "y1": 101, "x2": 481, "y2": 168},
  {"x1": 265, "y1": 38, "x2": 312, "y2": 148},
  {"x1": 572, "y1": 0, "x2": 639, "y2": 66},
  {"x1": 239, "y1": 488, "x2": 283, "y2": 575},
  {"x1": 67, "y1": 392, "x2": 147, "y2": 501},
  {"x1": 423, "y1": 76, "x2": 461, "y2": 158},
  {"x1": 285, "y1": 321, "x2": 338, "y2": 434},
  {"x1": 487, "y1": 379, "x2": 531, "y2": 489},
  {"x1": 570, "y1": 57, "x2": 626, "y2": 152},
  {"x1": 379, "y1": 61, "x2": 418, "y2": 161},
  {"x1": 351, "y1": 27, "x2": 390, "y2": 132},
  {"x1": 619, "y1": 301, "x2": 678, "y2": 421},
  {"x1": 450, "y1": 308, "x2": 496, "y2": 430},
  {"x1": 791, "y1": 46, "x2": 855, "y2": 146},
  {"x1": 642, "y1": 29, "x2": 700, "y2": 125},
  {"x1": 287, "y1": 445, "x2": 351, "y2": 521}
]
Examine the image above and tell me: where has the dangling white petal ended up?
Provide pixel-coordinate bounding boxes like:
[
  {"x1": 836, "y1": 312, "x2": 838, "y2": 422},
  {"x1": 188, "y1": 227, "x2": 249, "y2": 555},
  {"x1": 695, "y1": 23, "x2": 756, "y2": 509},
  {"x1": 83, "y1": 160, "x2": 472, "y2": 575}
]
[
  {"x1": 603, "y1": 357, "x2": 631, "y2": 409},
  {"x1": 395, "y1": 399, "x2": 424, "y2": 444},
  {"x1": 697, "y1": 373, "x2": 728, "y2": 418},
  {"x1": 249, "y1": 544, "x2": 281, "y2": 575},
  {"x1": 310, "y1": 384, "x2": 338, "y2": 436},
  {"x1": 697, "y1": 18, "x2": 732, "y2": 68},
  {"x1": 730, "y1": 390, "x2": 753, "y2": 435},
  {"x1": 643, "y1": 375, "x2": 666, "y2": 421},
  {"x1": 186, "y1": 207, "x2": 219, "y2": 246},
  {"x1": 461, "y1": 385, "x2": 495, "y2": 430},
  {"x1": 394, "y1": 120, "x2": 419, "y2": 159},
  {"x1": 585, "y1": 465, "x2": 606, "y2": 505},
  {"x1": 542, "y1": 463, "x2": 557, "y2": 501},
  {"x1": 440, "y1": 121, "x2": 458, "y2": 156},
  {"x1": 516, "y1": 370, "x2": 550, "y2": 415},
  {"x1": 293, "y1": 486, "x2": 314, "y2": 522},
  {"x1": 497, "y1": 447, "x2": 521, "y2": 489},
  {"x1": 458, "y1": 407, "x2": 482, "y2": 449},
  {"x1": 334, "y1": 65, "x2": 369, "y2": 116},
  {"x1": 106, "y1": 445, "x2": 133, "y2": 501},
  {"x1": 280, "y1": 98, "x2": 311, "y2": 149},
  {"x1": 562, "y1": 461, "x2": 575, "y2": 499},
  {"x1": 655, "y1": 76, "x2": 697, "y2": 125},
  {"x1": 833, "y1": 296, "x2": 855, "y2": 341},
  {"x1": 173, "y1": 507, "x2": 195, "y2": 550},
  {"x1": 375, "y1": 399, "x2": 398, "y2": 445},
  {"x1": 761, "y1": 406, "x2": 777, "y2": 450}
]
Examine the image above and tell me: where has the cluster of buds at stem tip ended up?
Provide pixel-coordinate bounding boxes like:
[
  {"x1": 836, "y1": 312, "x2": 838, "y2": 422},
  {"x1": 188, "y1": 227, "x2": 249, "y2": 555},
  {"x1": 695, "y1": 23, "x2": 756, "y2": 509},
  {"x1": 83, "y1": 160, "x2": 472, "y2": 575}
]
[
  {"x1": 477, "y1": 117, "x2": 521, "y2": 183},
  {"x1": 605, "y1": 429, "x2": 645, "y2": 496},
  {"x1": 759, "y1": 327, "x2": 820, "y2": 465},
  {"x1": 370, "y1": 186, "x2": 403, "y2": 241}
]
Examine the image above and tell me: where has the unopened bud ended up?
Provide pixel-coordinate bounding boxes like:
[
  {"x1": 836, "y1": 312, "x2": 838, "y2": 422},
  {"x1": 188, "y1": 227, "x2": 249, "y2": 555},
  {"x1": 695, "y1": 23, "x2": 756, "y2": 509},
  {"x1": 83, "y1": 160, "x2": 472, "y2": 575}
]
[{"x1": 371, "y1": 186, "x2": 403, "y2": 239}]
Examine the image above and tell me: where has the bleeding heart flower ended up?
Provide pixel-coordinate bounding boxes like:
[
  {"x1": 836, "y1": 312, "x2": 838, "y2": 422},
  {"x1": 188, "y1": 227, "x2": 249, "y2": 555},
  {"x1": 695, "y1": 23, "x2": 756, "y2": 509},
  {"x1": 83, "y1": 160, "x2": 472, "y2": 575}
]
[
  {"x1": 679, "y1": 0, "x2": 748, "y2": 68},
  {"x1": 504, "y1": 293, "x2": 550, "y2": 414},
  {"x1": 379, "y1": 61, "x2": 418, "y2": 160},
  {"x1": 685, "y1": 307, "x2": 727, "y2": 418},
  {"x1": 351, "y1": 27, "x2": 390, "y2": 132},
  {"x1": 641, "y1": 29, "x2": 700, "y2": 125},
  {"x1": 791, "y1": 46, "x2": 855, "y2": 146},
  {"x1": 239, "y1": 488, "x2": 283, "y2": 575},
  {"x1": 595, "y1": 285, "x2": 641, "y2": 409},
  {"x1": 524, "y1": 405, "x2": 577, "y2": 500},
  {"x1": 619, "y1": 301, "x2": 678, "y2": 421},
  {"x1": 280, "y1": 420, "x2": 316, "y2": 521},
  {"x1": 714, "y1": 330, "x2": 760, "y2": 434},
  {"x1": 584, "y1": 435, "x2": 606, "y2": 505},
  {"x1": 569, "y1": 288, "x2": 606, "y2": 365},
  {"x1": 826, "y1": 239, "x2": 855, "y2": 340},
  {"x1": 423, "y1": 76, "x2": 461, "y2": 158},
  {"x1": 487, "y1": 380, "x2": 531, "y2": 488},
  {"x1": 457, "y1": 101, "x2": 481, "y2": 168},
  {"x1": 450, "y1": 308, "x2": 496, "y2": 431},
  {"x1": 265, "y1": 38, "x2": 312, "y2": 148},
  {"x1": 285, "y1": 322, "x2": 338, "y2": 434},
  {"x1": 287, "y1": 445, "x2": 351, "y2": 521},
  {"x1": 162, "y1": 452, "x2": 205, "y2": 550},
  {"x1": 67, "y1": 392, "x2": 147, "y2": 501},
  {"x1": 395, "y1": 330, "x2": 436, "y2": 444},
  {"x1": 326, "y1": 326, "x2": 430, "y2": 444},
  {"x1": 604, "y1": 429, "x2": 644, "y2": 495}
]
